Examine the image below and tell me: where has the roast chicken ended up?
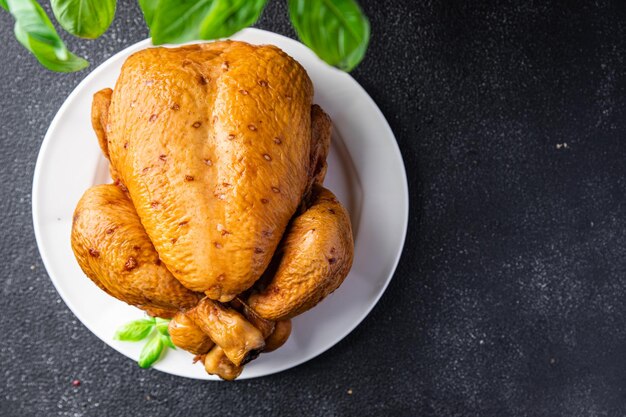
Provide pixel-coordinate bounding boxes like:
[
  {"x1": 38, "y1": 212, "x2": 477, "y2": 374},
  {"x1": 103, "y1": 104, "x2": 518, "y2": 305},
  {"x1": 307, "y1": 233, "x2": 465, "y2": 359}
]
[{"x1": 71, "y1": 41, "x2": 354, "y2": 380}]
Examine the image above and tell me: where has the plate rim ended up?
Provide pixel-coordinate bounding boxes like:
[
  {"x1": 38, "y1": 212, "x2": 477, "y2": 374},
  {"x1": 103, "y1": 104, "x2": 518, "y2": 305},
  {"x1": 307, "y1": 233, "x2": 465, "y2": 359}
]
[{"x1": 31, "y1": 28, "x2": 409, "y2": 380}]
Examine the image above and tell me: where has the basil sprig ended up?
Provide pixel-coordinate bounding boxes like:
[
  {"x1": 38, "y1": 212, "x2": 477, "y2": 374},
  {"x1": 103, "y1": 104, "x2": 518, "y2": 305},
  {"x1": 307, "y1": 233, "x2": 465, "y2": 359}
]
[
  {"x1": 1, "y1": 0, "x2": 370, "y2": 73},
  {"x1": 114, "y1": 316, "x2": 176, "y2": 369}
]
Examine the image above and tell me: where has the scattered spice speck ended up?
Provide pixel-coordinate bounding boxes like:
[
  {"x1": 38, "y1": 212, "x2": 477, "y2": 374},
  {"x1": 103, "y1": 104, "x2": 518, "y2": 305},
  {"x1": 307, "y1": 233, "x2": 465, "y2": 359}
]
[
  {"x1": 556, "y1": 143, "x2": 569, "y2": 149},
  {"x1": 72, "y1": 379, "x2": 81, "y2": 387},
  {"x1": 125, "y1": 257, "x2": 138, "y2": 271},
  {"x1": 347, "y1": 389, "x2": 353, "y2": 395}
]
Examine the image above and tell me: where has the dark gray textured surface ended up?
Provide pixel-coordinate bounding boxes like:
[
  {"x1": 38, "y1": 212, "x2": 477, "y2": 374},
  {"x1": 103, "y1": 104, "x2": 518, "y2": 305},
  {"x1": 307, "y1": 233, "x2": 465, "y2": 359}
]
[{"x1": 1, "y1": 1, "x2": 626, "y2": 416}]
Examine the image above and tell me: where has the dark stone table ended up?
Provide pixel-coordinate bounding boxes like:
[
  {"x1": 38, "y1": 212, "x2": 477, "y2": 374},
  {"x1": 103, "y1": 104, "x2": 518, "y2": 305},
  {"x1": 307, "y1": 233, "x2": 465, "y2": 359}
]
[{"x1": 2, "y1": 1, "x2": 625, "y2": 416}]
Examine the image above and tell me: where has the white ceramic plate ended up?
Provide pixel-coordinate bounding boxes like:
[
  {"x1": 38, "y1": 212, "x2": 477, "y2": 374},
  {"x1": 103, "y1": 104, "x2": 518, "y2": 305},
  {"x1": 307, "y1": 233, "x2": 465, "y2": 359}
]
[{"x1": 32, "y1": 28, "x2": 408, "y2": 380}]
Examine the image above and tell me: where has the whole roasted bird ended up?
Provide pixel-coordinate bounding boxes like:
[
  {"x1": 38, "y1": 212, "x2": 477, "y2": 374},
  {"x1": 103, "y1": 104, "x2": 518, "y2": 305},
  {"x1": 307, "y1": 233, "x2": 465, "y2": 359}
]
[{"x1": 71, "y1": 41, "x2": 354, "y2": 380}]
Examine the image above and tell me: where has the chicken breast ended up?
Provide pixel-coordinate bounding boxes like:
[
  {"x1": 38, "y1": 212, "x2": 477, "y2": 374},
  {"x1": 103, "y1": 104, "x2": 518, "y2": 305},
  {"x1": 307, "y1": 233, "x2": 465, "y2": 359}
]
[{"x1": 104, "y1": 41, "x2": 315, "y2": 301}]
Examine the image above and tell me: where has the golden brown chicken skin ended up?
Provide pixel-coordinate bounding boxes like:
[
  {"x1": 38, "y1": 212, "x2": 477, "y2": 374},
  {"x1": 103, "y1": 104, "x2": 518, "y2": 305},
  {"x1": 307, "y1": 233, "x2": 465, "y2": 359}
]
[
  {"x1": 71, "y1": 184, "x2": 201, "y2": 315},
  {"x1": 204, "y1": 346, "x2": 242, "y2": 381},
  {"x1": 303, "y1": 104, "x2": 332, "y2": 202},
  {"x1": 237, "y1": 298, "x2": 275, "y2": 338},
  {"x1": 168, "y1": 312, "x2": 214, "y2": 355},
  {"x1": 187, "y1": 298, "x2": 265, "y2": 366},
  {"x1": 264, "y1": 319, "x2": 292, "y2": 353},
  {"x1": 72, "y1": 184, "x2": 267, "y2": 361},
  {"x1": 91, "y1": 88, "x2": 112, "y2": 160},
  {"x1": 248, "y1": 186, "x2": 354, "y2": 320},
  {"x1": 71, "y1": 41, "x2": 355, "y2": 380},
  {"x1": 104, "y1": 41, "x2": 316, "y2": 302}
]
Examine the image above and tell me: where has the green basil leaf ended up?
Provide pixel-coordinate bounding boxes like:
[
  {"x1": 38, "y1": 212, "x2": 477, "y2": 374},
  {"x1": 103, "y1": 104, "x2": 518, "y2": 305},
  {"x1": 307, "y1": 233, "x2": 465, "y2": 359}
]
[
  {"x1": 8, "y1": 0, "x2": 67, "y2": 57},
  {"x1": 5, "y1": 0, "x2": 88, "y2": 72},
  {"x1": 160, "y1": 333, "x2": 176, "y2": 350},
  {"x1": 51, "y1": 0, "x2": 116, "y2": 39},
  {"x1": 137, "y1": 0, "x2": 157, "y2": 27},
  {"x1": 198, "y1": 0, "x2": 267, "y2": 40},
  {"x1": 155, "y1": 317, "x2": 170, "y2": 336},
  {"x1": 114, "y1": 319, "x2": 155, "y2": 341},
  {"x1": 140, "y1": 0, "x2": 266, "y2": 45},
  {"x1": 14, "y1": 23, "x2": 89, "y2": 72},
  {"x1": 138, "y1": 334, "x2": 164, "y2": 368},
  {"x1": 1, "y1": 0, "x2": 8, "y2": 11},
  {"x1": 288, "y1": 0, "x2": 370, "y2": 72},
  {"x1": 143, "y1": 0, "x2": 208, "y2": 44}
]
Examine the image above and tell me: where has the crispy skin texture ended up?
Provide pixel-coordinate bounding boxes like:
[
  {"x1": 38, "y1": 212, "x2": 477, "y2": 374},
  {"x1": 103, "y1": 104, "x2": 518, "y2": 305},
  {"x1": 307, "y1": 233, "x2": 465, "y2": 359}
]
[
  {"x1": 239, "y1": 298, "x2": 275, "y2": 338},
  {"x1": 105, "y1": 41, "x2": 314, "y2": 301},
  {"x1": 187, "y1": 298, "x2": 265, "y2": 366},
  {"x1": 169, "y1": 312, "x2": 214, "y2": 355},
  {"x1": 91, "y1": 88, "x2": 112, "y2": 159},
  {"x1": 143, "y1": 307, "x2": 176, "y2": 319},
  {"x1": 204, "y1": 346, "x2": 242, "y2": 381},
  {"x1": 72, "y1": 42, "x2": 353, "y2": 380},
  {"x1": 264, "y1": 319, "x2": 292, "y2": 353},
  {"x1": 304, "y1": 104, "x2": 332, "y2": 202},
  {"x1": 91, "y1": 88, "x2": 123, "y2": 182},
  {"x1": 71, "y1": 184, "x2": 201, "y2": 314},
  {"x1": 248, "y1": 186, "x2": 354, "y2": 320}
]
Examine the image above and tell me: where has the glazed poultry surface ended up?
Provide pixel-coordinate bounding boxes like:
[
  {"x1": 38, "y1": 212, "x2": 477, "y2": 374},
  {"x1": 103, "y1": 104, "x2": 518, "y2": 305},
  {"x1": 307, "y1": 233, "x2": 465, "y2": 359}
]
[
  {"x1": 105, "y1": 41, "x2": 317, "y2": 302},
  {"x1": 71, "y1": 41, "x2": 353, "y2": 379},
  {"x1": 72, "y1": 184, "x2": 201, "y2": 317}
]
